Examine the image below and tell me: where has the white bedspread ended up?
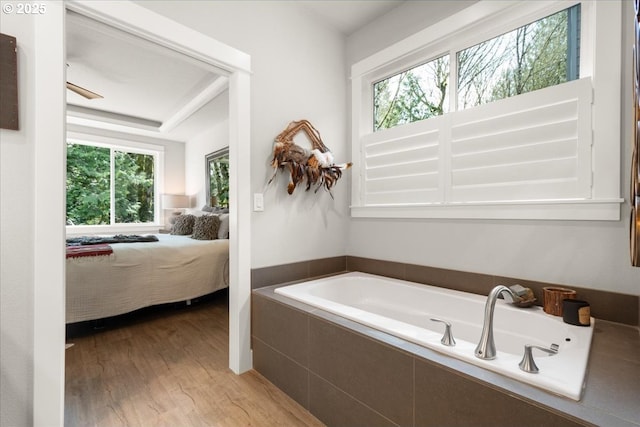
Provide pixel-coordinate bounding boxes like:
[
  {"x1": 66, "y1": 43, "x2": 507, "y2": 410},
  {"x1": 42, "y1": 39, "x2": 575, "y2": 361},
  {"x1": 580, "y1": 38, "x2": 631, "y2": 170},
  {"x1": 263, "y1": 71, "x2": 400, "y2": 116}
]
[{"x1": 66, "y1": 234, "x2": 229, "y2": 323}]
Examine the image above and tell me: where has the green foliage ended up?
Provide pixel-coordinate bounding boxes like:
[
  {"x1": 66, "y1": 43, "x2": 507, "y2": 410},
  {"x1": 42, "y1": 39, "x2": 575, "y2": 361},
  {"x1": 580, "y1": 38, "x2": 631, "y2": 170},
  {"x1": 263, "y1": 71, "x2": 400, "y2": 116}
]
[
  {"x1": 114, "y1": 151, "x2": 154, "y2": 223},
  {"x1": 66, "y1": 144, "x2": 110, "y2": 225},
  {"x1": 209, "y1": 156, "x2": 229, "y2": 207},
  {"x1": 66, "y1": 143, "x2": 155, "y2": 225},
  {"x1": 463, "y1": 7, "x2": 572, "y2": 106},
  {"x1": 374, "y1": 56, "x2": 449, "y2": 131},
  {"x1": 374, "y1": 5, "x2": 579, "y2": 131}
]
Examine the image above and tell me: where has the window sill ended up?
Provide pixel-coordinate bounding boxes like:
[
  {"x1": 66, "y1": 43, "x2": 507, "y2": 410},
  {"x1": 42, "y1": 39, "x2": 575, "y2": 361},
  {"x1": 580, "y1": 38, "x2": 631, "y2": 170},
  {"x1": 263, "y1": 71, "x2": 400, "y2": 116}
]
[{"x1": 350, "y1": 199, "x2": 624, "y2": 221}]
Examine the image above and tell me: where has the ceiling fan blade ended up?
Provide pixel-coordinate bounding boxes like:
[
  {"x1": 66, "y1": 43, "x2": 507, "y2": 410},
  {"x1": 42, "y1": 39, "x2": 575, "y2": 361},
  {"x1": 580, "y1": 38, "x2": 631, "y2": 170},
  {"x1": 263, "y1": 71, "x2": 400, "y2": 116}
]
[{"x1": 66, "y1": 82, "x2": 103, "y2": 100}]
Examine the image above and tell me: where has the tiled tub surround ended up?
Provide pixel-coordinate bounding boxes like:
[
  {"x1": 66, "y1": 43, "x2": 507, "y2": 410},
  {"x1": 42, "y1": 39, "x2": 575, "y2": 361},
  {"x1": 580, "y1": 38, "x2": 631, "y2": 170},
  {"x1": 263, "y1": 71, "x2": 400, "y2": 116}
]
[
  {"x1": 274, "y1": 272, "x2": 594, "y2": 401},
  {"x1": 252, "y1": 287, "x2": 640, "y2": 427}
]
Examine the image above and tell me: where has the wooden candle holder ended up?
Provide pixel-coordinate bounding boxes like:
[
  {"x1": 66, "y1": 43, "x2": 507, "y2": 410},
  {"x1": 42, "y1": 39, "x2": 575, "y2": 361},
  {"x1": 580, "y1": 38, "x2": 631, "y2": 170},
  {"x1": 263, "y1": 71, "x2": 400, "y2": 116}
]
[{"x1": 543, "y1": 287, "x2": 577, "y2": 316}]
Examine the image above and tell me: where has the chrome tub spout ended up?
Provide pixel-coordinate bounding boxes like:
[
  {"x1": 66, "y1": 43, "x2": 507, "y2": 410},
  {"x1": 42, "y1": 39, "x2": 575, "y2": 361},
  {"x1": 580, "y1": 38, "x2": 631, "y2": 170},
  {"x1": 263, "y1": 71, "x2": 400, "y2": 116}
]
[{"x1": 475, "y1": 285, "x2": 519, "y2": 360}]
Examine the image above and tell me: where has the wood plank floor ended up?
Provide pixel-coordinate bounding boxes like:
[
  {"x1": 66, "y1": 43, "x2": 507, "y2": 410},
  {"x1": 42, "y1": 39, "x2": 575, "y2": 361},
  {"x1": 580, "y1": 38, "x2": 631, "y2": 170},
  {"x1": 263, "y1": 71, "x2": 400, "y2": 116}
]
[{"x1": 65, "y1": 290, "x2": 325, "y2": 427}]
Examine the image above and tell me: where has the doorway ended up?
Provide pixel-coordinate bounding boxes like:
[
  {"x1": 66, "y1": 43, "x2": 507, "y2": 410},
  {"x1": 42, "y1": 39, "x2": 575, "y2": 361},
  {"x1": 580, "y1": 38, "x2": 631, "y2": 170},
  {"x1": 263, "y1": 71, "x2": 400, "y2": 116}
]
[{"x1": 34, "y1": 1, "x2": 252, "y2": 423}]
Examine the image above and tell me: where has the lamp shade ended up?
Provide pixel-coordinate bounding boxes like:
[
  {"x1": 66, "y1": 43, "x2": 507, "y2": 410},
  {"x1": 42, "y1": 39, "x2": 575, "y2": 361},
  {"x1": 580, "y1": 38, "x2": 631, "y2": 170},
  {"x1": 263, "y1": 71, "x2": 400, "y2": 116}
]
[{"x1": 162, "y1": 194, "x2": 190, "y2": 209}]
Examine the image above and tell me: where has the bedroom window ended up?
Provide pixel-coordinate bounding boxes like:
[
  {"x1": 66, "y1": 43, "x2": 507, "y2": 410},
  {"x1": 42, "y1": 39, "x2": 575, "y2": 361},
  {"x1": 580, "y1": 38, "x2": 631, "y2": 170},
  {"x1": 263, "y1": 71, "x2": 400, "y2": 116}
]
[
  {"x1": 350, "y1": 0, "x2": 622, "y2": 220},
  {"x1": 66, "y1": 142, "x2": 159, "y2": 226}
]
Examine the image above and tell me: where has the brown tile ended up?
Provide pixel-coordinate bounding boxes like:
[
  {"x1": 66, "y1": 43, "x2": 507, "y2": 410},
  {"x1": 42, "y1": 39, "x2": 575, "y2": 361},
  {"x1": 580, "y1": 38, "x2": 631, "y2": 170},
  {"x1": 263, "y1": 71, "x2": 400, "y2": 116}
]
[
  {"x1": 414, "y1": 358, "x2": 585, "y2": 427},
  {"x1": 581, "y1": 321, "x2": 640, "y2": 424},
  {"x1": 251, "y1": 261, "x2": 309, "y2": 288},
  {"x1": 495, "y1": 275, "x2": 639, "y2": 325},
  {"x1": 251, "y1": 338, "x2": 310, "y2": 409},
  {"x1": 309, "y1": 373, "x2": 397, "y2": 427},
  {"x1": 309, "y1": 256, "x2": 346, "y2": 278},
  {"x1": 308, "y1": 316, "x2": 413, "y2": 426},
  {"x1": 574, "y1": 287, "x2": 638, "y2": 326},
  {"x1": 251, "y1": 293, "x2": 308, "y2": 365},
  {"x1": 346, "y1": 256, "x2": 406, "y2": 280},
  {"x1": 406, "y1": 264, "x2": 495, "y2": 296},
  {"x1": 582, "y1": 346, "x2": 640, "y2": 424}
]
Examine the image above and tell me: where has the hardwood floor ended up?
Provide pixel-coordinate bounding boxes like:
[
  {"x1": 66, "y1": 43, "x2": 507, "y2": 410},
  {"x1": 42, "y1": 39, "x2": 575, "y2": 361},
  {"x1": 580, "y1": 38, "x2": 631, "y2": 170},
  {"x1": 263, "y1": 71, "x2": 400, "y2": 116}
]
[{"x1": 65, "y1": 290, "x2": 324, "y2": 427}]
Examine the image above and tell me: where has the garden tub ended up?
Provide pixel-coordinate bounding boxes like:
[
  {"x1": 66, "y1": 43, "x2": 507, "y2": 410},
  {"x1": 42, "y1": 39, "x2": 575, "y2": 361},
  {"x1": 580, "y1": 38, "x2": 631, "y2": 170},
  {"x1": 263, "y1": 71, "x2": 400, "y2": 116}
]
[{"x1": 275, "y1": 272, "x2": 594, "y2": 401}]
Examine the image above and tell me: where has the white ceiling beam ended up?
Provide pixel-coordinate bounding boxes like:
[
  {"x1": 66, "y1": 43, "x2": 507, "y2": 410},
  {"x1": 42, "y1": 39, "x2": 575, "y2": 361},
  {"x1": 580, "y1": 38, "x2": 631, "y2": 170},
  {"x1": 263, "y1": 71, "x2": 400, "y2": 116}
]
[
  {"x1": 159, "y1": 75, "x2": 228, "y2": 134},
  {"x1": 66, "y1": 104, "x2": 162, "y2": 130}
]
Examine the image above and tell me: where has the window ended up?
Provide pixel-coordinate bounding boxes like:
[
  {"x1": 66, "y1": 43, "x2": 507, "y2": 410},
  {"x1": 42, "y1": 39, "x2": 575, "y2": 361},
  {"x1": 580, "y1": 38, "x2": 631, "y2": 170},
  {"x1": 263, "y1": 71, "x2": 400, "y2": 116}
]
[
  {"x1": 374, "y1": 55, "x2": 450, "y2": 130},
  {"x1": 205, "y1": 147, "x2": 230, "y2": 208},
  {"x1": 66, "y1": 141, "x2": 161, "y2": 227},
  {"x1": 373, "y1": 5, "x2": 580, "y2": 132},
  {"x1": 457, "y1": 5, "x2": 580, "y2": 110},
  {"x1": 351, "y1": 1, "x2": 622, "y2": 220}
]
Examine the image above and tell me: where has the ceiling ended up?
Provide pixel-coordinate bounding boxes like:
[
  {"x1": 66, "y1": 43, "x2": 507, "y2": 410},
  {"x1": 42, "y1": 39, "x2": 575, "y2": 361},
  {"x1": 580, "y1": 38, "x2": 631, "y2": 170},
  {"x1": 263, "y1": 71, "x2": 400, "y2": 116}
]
[
  {"x1": 65, "y1": 2, "x2": 404, "y2": 142},
  {"x1": 66, "y1": 11, "x2": 228, "y2": 142},
  {"x1": 296, "y1": 0, "x2": 403, "y2": 35}
]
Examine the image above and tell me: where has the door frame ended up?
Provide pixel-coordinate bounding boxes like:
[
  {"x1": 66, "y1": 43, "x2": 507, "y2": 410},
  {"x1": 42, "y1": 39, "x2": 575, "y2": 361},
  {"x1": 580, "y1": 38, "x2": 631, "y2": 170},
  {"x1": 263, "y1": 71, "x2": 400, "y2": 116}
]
[{"x1": 34, "y1": 1, "x2": 252, "y2": 423}]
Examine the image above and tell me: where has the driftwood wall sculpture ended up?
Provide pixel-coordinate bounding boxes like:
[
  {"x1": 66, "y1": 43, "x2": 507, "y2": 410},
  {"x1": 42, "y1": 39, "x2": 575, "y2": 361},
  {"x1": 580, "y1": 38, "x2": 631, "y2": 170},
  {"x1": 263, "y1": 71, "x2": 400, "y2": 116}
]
[{"x1": 269, "y1": 120, "x2": 352, "y2": 197}]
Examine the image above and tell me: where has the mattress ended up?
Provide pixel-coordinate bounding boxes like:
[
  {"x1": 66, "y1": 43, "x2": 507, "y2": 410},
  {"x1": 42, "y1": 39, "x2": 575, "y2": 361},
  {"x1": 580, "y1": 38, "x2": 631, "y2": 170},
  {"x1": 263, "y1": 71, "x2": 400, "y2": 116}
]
[{"x1": 66, "y1": 233, "x2": 229, "y2": 323}]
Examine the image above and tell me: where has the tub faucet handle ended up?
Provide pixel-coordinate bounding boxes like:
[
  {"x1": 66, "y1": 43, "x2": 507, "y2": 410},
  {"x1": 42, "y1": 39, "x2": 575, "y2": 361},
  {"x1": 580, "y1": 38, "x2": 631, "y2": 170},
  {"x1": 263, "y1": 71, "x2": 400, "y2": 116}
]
[
  {"x1": 430, "y1": 318, "x2": 456, "y2": 347},
  {"x1": 518, "y1": 343, "x2": 559, "y2": 374}
]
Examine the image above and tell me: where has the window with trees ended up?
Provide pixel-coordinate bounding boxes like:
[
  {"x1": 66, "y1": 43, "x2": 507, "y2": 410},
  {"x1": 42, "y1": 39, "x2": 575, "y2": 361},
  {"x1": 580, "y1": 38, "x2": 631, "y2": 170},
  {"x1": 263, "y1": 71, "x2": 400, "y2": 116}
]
[
  {"x1": 374, "y1": 55, "x2": 450, "y2": 130},
  {"x1": 66, "y1": 142, "x2": 159, "y2": 226},
  {"x1": 374, "y1": 5, "x2": 580, "y2": 131},
  {"x1": 351, "y1": 0, "x2": 622, "y2": 220},
  {"x1": 206, "y1": 147, "x2": 230, "y2": 208}
]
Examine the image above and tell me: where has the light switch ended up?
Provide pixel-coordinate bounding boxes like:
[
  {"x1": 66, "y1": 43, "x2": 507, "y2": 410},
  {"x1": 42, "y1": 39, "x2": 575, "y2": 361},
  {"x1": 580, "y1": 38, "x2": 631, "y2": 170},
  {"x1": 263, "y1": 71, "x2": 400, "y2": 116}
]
[{"x1": 253, "y1": 193, "x2": 264, "y2": 211}]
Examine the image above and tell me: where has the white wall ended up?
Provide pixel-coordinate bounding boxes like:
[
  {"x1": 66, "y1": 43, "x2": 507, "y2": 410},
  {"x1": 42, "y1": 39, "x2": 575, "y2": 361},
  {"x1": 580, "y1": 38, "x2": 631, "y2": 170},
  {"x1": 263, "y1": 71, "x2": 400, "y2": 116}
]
[
  {"x1": 346, "y1": 0, "x2": 477, "y2": 64},
  {"x1": 346, "y1": 0, "x2": 640, "y2": 296},
  {"x1": 1, "y1": 4, "x2": 66, "y2": 425},
  {"x1": 0, "y1": 15, "x2": 35, "y2": 427},
  {"x1": 185, "y1": 91, "x2": 229, "y2": 209},
  {"x1": 163, "y1": 141, "x2": 186, "y2": 195},
  {"x1": 139, "y1": 1, "x2": 350, "y2": 268}
]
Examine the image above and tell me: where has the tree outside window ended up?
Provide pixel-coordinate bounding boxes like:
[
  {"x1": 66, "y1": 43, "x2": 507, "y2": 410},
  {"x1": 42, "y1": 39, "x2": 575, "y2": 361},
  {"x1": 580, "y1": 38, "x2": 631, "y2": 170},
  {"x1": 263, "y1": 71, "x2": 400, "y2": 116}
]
[
  {"x1": 374, "y1": 55, "x2": 450, "y2": 131},
  {"x1": 66, "y1": 142, "x2": 156, "y2": 226},
  {"x1": 206, "y1": 148, "x2": 229, "y2": 208},
  {"x1": 373, "y1": 4, "x2": 580, "y2": 131}
]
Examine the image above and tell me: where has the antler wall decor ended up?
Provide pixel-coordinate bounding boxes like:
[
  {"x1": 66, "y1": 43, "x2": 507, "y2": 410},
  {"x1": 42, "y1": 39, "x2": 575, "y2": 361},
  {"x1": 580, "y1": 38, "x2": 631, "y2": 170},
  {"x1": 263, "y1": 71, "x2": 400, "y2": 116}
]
[{"x1": 268, "y1": 120, "x2": 352, "y2": 197}]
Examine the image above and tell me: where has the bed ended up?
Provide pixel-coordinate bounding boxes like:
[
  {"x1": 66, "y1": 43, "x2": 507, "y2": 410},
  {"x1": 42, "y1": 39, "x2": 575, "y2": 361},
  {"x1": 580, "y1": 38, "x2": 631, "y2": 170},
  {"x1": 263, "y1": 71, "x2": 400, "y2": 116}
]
[{"x1": 66, "y1": 233, "x2": 229, "y2": 324}]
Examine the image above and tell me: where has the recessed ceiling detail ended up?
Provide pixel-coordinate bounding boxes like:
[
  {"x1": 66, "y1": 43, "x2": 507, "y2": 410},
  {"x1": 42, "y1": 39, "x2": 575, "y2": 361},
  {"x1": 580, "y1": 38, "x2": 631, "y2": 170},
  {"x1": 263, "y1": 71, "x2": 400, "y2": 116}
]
[{"x1": 66, "y1": 10, "x2": 227, "y2": 141}]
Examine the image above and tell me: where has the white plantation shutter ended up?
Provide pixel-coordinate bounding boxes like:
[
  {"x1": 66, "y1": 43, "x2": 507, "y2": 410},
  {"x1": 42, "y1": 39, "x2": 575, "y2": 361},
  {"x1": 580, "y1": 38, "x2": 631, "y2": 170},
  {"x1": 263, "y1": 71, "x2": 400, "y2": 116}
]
[
  {"x1": 449, "y1": 78, "x2": 592, "y2": 203},
  {"x1": 357, "y1": 78, "x2": 592, "y2": 207},
  {"x1": 362, "y1": 117, "x2": 444, "y2": 205}
]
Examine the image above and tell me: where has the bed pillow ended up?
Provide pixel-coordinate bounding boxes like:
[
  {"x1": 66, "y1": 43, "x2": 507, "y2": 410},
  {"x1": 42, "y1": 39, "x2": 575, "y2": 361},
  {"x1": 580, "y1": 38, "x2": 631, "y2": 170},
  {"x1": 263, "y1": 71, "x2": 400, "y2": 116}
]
[
  {"x1": 191, "y1": 214, "x2": 220, "y2": 240},
  {"x1": 218, "y1": 213, "x2": 230, "y2": 239},
  {"x1": 171, "y1": 214, "x2": 196, "y2": 235},
  {"x1": 184, "y1": 208, "x2": 207, "y2": 217},
  {"x1": 202, "y1": 205, "x2": 230, "y2": 214}
]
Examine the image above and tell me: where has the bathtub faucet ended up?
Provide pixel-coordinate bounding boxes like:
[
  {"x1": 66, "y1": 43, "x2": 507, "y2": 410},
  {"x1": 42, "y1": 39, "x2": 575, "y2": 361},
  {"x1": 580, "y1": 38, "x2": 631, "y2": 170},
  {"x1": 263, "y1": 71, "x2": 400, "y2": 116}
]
[{"x1": 475, "y1": 285, "x2": 519, "y2": 360}]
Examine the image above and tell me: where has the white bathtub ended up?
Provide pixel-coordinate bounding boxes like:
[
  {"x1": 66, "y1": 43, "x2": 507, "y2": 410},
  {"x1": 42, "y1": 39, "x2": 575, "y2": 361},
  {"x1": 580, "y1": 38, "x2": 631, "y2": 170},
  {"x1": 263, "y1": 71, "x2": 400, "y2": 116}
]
[{"x1": 275, "y1": 272, "x2": 594, "y2": 401}]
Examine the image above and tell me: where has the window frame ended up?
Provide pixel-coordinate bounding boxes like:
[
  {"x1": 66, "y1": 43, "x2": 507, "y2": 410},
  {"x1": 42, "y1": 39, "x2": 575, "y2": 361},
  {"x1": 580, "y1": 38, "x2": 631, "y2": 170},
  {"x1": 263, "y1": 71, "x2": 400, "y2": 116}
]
[
  {"x1": 65, "y1": 131, "x2": 165, "y2": 235},
  {"x1": 350, "y1": 0, "x2": 623, "y2": 220}
]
